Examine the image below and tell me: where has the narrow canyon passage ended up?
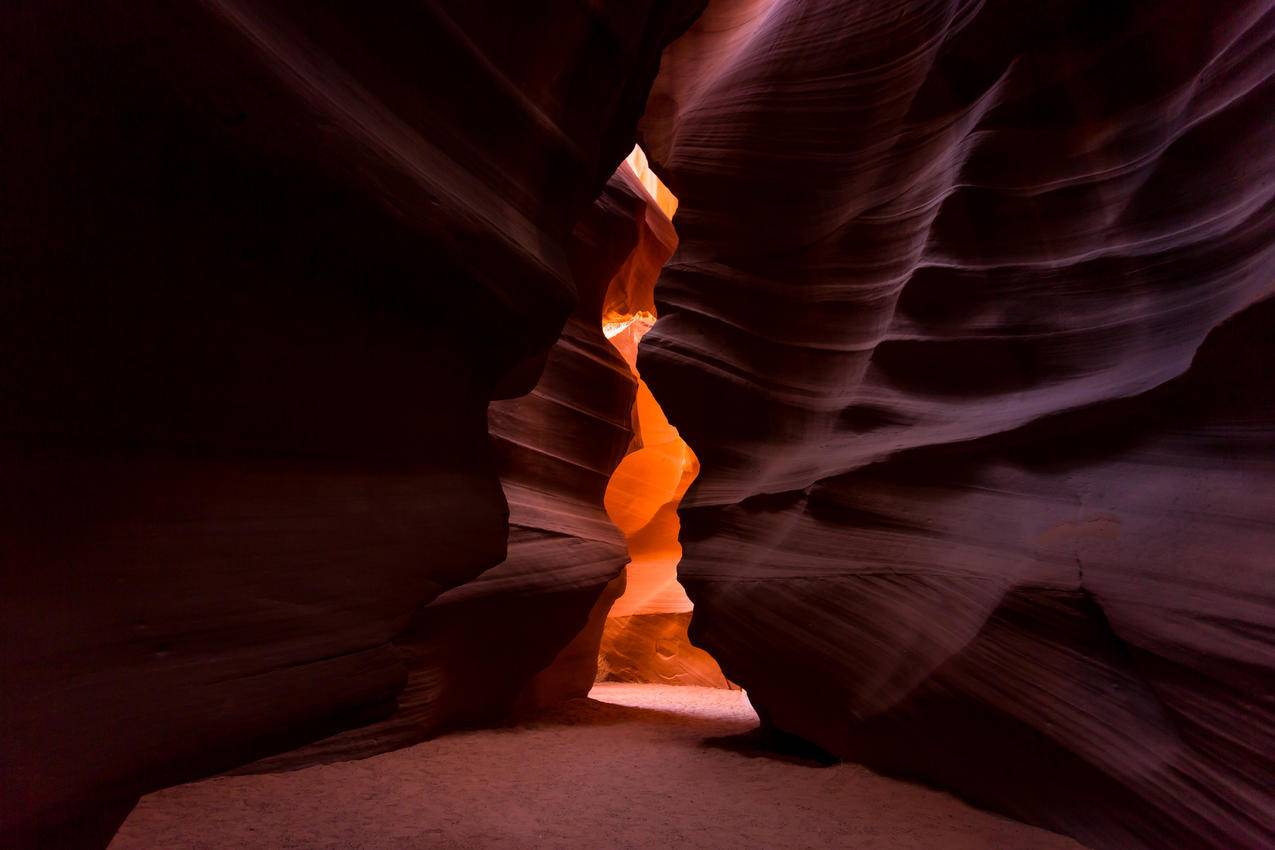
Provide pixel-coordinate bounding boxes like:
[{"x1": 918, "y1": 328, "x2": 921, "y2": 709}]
[
  {"x1": 594, "y1": 146, "x2": 729, "y2": 689},
  {"x1": 106, "y1": 150, "x2": 1074, "y2": 850},
  {"x1": 6, "y1": 4, "x2": 1271, "y2": 849},
  {"x1": 108, "y1": 684, "x2": 1085, "y2": 850}
]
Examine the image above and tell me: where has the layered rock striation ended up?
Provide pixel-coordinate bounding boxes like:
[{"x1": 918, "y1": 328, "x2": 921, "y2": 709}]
[
  {"x1": 4, "y1": 2, "x2": 1271, "y2": 848},
  {"x1": 638, "y1": 2, "x2": 1275, "y2": 848},
  {"x1": 0, "y1": 1, "x2": 703, "y2": 845},
  {"x1": 248, "y1": 161, "x2": 692, "y2": 771}
]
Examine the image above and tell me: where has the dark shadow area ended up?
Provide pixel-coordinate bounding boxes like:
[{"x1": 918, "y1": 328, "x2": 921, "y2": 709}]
[{"x1": 702, "y1": 727, "x2": 840, "y2": 767}]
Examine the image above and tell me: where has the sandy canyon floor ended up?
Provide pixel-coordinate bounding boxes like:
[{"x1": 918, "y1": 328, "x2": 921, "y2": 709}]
[{"x1": 109, "y1": 684, "x2": 1087, "y2": 849}]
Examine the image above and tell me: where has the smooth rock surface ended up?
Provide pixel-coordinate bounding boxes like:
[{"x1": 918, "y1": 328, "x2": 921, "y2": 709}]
[
  {"x1": 0, "y1": 1, "x2": 703, "y2": 844},
  {"x1": 597, "y1": 613, "x2": 732, "y2": 688},
  {"x1": 638, "y1": 2, "x2": 1275, "y2": 848},
  {"x1": 245, "y1": 162, "x2": 688, "y2": 771}
]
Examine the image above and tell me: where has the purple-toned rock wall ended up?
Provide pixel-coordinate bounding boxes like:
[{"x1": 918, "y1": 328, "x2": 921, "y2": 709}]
[{"x1": 638, "y1": 2, "x2": 1275, "y2": 848}]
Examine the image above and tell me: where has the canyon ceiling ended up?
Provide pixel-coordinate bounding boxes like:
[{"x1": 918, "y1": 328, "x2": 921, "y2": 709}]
[{"x1": 2, "y1": 2, "x2": 1272, "y2": 850}]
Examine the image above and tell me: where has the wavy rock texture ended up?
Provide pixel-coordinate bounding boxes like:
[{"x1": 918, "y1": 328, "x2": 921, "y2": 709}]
[
  {"x1": 245, "y1": 164, "x2": 683, "y2": 771},
  {"x1": 638, "y1": 2, "x2": 1275, "y2": 848},
  {"x1": 587, "y1": 158, "x2": 731, "y2": 688},
  {"x1": 0, "y1": 1, "x2": 702, "y2": 846}
]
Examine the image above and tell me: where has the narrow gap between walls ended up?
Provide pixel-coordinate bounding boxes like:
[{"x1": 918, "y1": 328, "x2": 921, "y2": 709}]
[{"x1": 595, "y1": 145, "x2": 733, "y2": 689}]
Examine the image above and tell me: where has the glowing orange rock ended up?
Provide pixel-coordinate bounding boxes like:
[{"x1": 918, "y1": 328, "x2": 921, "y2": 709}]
[{"x1": 597, "y1": 149, "x2": 728, "y2": 687}]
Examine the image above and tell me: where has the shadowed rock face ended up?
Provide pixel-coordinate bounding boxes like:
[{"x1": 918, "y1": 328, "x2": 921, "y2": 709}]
[
  {"x1": 245, "y1": 165, "x2": 685, "y2": 770},
  {"x1": 638, "y1": 1, "x2": 1275, "y2": 848},
  {"x1": 4, "y1": 1, "x2": 1272, "y2": 848},
  {"x1": 0, "y1": 1, "x2": 702, "y2": 845}
]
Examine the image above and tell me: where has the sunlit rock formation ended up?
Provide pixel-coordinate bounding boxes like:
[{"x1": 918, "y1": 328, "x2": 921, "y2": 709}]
[
  {"x1": 4, "y1": 1, "x2": 1271, "y2": 848},
  {"x1": 638, "y1": 2, "x2": 1275, "y2": 848},
  {"x1": 593, "y1": 153, "x2": 729, "y2": 688},
  {"x1": 0, "y1": 2, "x2": 703, "y2": 846},
  {"x1": 246, "y1": 158, "x2": 694, "y2": 771}
]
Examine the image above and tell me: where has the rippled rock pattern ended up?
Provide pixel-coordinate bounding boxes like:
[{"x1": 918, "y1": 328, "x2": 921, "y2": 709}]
[
  {"x1": 252, "y1": 163, "x2": 690, "y2": 770},
  {"x1": 0, "y1": 1, "x2": 702, "y2": 846},
  {"x1": 597, "y1": 612, "x2": 732, "y2": 688},
  {"x1": 638, "y1": 2, "x2": 1275, "y2": 848}
]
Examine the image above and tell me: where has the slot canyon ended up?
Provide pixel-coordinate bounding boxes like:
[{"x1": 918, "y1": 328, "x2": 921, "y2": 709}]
[{"x1": 1, "y1": 2, "x2": 1272, "y2": 849}]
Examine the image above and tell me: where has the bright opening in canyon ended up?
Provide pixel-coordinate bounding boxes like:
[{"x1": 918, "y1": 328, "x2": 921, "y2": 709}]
[{"x1": 595, "y1": 146, "x2": 730, "y2": 689}]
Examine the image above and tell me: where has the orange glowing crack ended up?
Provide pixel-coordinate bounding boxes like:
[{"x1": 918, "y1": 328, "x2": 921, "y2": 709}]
[{"x1": 602, "y1": 149, "x2": 698, "y2": 620}]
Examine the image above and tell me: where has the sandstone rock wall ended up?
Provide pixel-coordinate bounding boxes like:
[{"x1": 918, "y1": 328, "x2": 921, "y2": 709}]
[
  {"x1": 0, "y1": 1, "x2": 703, "y2": 845},
  {"x1": 638, "y1": 2, "x2": 1275, "y2": 847},
  {"x1": 245, "y1": 165, "x2": 684, "y2": 770}
]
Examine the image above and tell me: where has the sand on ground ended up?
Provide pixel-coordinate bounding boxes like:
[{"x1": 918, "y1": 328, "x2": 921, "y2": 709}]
[{"x1": 109, "y1": 684, "x2": 1088, "y2": 850}]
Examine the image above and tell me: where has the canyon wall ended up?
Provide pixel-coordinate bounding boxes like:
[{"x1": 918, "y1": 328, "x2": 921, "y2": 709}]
[
  {"x1": 0, "y1": 1, "x2": 702, "y2": 846},
  {"x1": 638, "y1": 1, "x2": 1275, "y2": 848},
  {"x1": 243, "y1": 163, "x2": 678, "y2": 771},
  {"x1": 5, "y1": 2, "x2": 1271, "y2": 848}
]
